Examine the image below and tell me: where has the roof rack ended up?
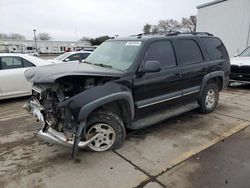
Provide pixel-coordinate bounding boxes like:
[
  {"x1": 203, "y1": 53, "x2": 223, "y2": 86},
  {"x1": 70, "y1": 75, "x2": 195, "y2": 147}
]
[
  {"x1": 130, "y1": 33, "x2": 144, "y2": 38},
  {"x1": 129, "y1": 32, "x2": 214, "y2": 38},
  {"x1": 166, "y1": 32, "x2": 214, "y2": 36}
]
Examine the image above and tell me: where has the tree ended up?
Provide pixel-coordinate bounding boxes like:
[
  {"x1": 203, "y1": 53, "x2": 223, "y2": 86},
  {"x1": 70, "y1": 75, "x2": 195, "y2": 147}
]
[
  {"x1": 0, "y1": 33, "x2": 9, "y2": 39},
  {"x1": 151, "y1": 25, "x2": 159, "y2": 34},
  {"x1": 79, "y1": 36, "x2": 90, "y2": 42},
  {"x1": 143, "y1": 24, "x2": 152, "y2": 35},
  {"x1": 142, "y1": 15, "x2": 197, "y2": 34},
  {"x1": 9, "y1": 33, "x2": 26, "y2": 40},
  {"x1": 89, "y1": 35, "x2": 111, "y2": 45},
  {"x1": 181, "y1": 15, "x2": 197, "y2": 32},
  {"x1": 158, "y1": 19, "x2": 180, "y2": 33},
  {"x1": 37, "y1": 33, "x2": 51, "y2": 40}
]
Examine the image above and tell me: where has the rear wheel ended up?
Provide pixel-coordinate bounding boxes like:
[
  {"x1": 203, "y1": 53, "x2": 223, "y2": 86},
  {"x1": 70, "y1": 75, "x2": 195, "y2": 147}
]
[
  {"x1": 199, "y1": 83, "x2": 219, "y2": 114},
  {"x1": 84, "y1": 110, "x2": 125, "y2": 152}
]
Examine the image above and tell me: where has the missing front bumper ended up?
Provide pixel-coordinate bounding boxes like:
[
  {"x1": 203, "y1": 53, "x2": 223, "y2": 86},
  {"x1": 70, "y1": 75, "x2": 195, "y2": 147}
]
[{"x1": 24, "y1": 99, "x2": 100, "y2": 150}]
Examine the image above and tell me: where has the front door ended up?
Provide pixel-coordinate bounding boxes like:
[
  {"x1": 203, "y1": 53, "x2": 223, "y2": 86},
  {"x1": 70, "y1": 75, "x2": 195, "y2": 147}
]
[{"x1": 133, "y1": 40, "x2": 182, "y2": 119}]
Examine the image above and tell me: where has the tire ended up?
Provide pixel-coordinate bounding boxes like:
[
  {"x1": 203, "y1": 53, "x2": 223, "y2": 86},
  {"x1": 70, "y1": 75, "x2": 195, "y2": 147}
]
[
  {"x1": 84, "y1": 110, "x2": 126, "y2": 152},
  {"x1": 199, "y1": 83, "x2": 219, "y2": 114}
]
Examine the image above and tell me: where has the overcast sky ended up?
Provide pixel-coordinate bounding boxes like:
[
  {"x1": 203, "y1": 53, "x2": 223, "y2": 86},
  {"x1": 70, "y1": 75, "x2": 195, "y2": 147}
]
[{"x1": 0, "y1": 0, "x2": 210, "y2": 41}]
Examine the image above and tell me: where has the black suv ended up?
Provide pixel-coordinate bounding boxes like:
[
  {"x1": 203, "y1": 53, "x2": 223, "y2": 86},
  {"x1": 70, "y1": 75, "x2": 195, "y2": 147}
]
[{"x1": 25, "y1": 32, "x2": 230, "y2": 157}]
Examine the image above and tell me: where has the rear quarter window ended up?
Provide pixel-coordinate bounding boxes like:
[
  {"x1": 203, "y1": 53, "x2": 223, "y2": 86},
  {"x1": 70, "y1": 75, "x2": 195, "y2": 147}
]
[{"x1": 200, "y1": 37, "x2": 228, "y2": 60}]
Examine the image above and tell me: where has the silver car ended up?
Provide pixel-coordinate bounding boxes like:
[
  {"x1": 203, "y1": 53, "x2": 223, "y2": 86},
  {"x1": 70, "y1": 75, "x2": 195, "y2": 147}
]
[{"x1": 48, "y1": 51, "x2": 92, "y2": 64}]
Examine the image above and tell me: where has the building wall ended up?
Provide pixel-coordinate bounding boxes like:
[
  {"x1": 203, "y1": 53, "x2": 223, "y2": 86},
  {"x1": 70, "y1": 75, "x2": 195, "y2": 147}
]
[
  {"x1": 197, "y1": 0, "x2": 250, "y2": 57},
  {"x1": 0, "y1": 39, "x2": 91, "y2": 54}
]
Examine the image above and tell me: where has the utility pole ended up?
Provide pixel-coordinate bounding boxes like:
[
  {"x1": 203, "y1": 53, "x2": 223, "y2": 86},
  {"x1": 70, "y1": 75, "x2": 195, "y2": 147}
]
[
  {"x1": 247, "y1": 23, "x2": 250, "y2": 48},
  {"x1": 33, "y1": 29, "x2": 38, "y2": 52}
]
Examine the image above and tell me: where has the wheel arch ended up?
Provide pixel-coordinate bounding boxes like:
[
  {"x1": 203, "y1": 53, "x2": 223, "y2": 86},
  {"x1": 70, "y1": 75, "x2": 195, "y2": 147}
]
[
  {"x1": 199, "y1": 71, "x2": 225, "y2": 99},
  {"x1": 77, "y1": 92, "x2": 135, "y2": 124}
]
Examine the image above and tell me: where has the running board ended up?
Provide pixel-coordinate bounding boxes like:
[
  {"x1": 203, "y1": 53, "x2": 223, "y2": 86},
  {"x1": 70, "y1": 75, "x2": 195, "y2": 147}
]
[{"x1": 129, "y1": 102, "x2": 199, "y2": 130}]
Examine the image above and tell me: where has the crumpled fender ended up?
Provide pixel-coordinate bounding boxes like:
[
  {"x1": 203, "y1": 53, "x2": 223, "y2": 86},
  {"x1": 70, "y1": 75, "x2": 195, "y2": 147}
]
[
  {"x1": 59, "y1": 82, "x2": 134, "y2": 122},
  {"x1": 59, "y1": 82, "x2": 134, "y2": 158}
]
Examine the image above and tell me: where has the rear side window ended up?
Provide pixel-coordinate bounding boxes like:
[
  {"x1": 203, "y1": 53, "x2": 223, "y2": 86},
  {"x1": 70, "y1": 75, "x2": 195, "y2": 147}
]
[
  {"x1": 201, "y1": 37, "x2": 228, "y2": 60},
  {"x1": 81, "y1": 53, "x2": 90, "y2": 59},
  {"x1": 68, "y1": 54, "x2": 81, "y2": 61},
  {"x1": 23, "y1": 58, "x2": 35, "y2": 67},
  {"x1": 144, "y1": 40, "x2": 176, "y2": 68},
  {"x1": 174, "y1": 39, "x2": 203, "y2": 65}
]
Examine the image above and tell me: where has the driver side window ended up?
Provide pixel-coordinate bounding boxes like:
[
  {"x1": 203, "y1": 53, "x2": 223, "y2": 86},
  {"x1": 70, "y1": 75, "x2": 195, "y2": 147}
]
[
  {"x1": 144, "y1": 40, "x2": 176, "y2": 69},
  {"x1": 0, "y1": 57, "x2": 23, "y2": 70}
]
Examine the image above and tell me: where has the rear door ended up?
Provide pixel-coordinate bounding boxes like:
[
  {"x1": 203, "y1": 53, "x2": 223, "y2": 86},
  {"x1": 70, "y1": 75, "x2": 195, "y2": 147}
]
[
  {"x1": 0, "y1": 56, "x2": 34, "y2": 98},
  {"x1": 172, "y1": 38, "x2": 207, "y2": 102}
]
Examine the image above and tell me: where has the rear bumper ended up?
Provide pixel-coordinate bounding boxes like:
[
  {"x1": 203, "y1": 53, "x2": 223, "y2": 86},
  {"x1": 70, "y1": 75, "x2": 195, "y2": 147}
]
[{"x1": 24, "y1": 99, "x2": 100, "y2": 148}]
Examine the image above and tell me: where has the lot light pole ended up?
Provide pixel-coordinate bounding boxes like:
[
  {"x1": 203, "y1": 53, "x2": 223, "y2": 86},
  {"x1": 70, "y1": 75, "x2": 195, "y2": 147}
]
[{"x1": 33, "y1": 29, "x2": 38, "y2": 52}]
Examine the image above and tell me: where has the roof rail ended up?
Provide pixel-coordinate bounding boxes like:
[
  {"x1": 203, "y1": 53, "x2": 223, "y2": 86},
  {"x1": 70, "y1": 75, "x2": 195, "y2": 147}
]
[
  {"x1": 166, "y1": 32, "x2": 214, "y2": 36},
  {"x1": 129, "y1": 32, "x2": 214, "y2": 38},
  {"x1": 130, "y1": 33, "x2": 144, "y2": 38}
]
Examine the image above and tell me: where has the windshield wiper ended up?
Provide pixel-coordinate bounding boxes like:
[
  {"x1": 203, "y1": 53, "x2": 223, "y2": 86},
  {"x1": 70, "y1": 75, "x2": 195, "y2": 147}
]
[{"x1": 93, "y1": 63, "x2": 112, "y2": 68}]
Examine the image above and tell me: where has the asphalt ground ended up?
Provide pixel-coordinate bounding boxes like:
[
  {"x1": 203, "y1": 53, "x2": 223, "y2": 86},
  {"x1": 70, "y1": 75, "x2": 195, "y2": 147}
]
[{"x1": 0, "y1": 84, "x2": 250, "y2": 188}]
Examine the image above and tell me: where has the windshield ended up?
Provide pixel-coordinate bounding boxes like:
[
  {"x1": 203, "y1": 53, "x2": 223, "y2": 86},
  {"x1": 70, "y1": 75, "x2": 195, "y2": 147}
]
[
  {"x1": 54, "y1": 53, "x2": 70, "y2": 61},
  {"x1": 85, "y1": 40, "x2": 142, "y2": 70},
  {"x1": 240, "y1": 47, "x2": 250, "y2": 57}
]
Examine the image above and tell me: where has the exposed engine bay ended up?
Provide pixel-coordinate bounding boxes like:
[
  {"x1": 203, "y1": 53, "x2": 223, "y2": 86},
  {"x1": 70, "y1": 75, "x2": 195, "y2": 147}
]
[{"x1": 25, "y1": 75, "x2": 115, "y2": 157}]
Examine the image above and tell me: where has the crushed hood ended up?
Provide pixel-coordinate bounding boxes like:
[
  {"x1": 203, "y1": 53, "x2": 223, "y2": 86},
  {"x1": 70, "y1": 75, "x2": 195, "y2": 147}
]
[{"x1": 25, "y1": 62, "x2": 123, "y2": 83}]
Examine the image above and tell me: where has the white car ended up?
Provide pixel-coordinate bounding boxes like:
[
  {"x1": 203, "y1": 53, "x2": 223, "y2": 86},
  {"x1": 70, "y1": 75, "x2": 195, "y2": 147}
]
[
  {"x1": 230, "y1": 46, "x2": 250, "y2": 84},
  {"x1": 49, "y1": 51, "x2": 92, "y2": 64},
  {"x1": 0, "y1": 53, "x2": 52, "y2": 100}
]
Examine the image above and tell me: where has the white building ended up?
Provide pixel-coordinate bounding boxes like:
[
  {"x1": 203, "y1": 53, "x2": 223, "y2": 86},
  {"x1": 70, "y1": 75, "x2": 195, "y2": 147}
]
[
  {"x1": 197, "y1": 0, "x2": 250, "y2": 57},
  {"x1": 0, "y1": 39, "x2": 91, "y2": 54}
]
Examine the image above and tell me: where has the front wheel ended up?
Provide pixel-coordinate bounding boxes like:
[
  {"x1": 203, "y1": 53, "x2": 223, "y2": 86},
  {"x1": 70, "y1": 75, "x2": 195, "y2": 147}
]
[
  {"x1": 199, "y1": 83, "x2": 219, "y2": 114},
  {"x1": 84, "y1": 110, "x2": 126, "y2": 152}
]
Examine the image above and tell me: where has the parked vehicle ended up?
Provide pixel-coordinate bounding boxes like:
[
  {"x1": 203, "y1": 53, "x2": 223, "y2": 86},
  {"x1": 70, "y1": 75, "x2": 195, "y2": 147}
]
[
  {"x1": 230, "y1": 46, "x2": 250, "y2": 84},
  {"x1": 82, "y1": 46, "x2": 97, "y2": 52},
  {"x1": 24, "y1": 32, "x2": 230, "y2": 158},
  {"x1": 49, "y1": 51, "x2": 92, "y2": 63},
  {"x1": 0, "y1": 53, "x2": 52, "y2": 100}
]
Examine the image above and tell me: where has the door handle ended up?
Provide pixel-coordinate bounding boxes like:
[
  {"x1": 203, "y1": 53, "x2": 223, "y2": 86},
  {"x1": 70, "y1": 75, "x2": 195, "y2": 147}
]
[
  {"x1": 201, "y1": 68, "x2": 206, "y2": 73},
  {"x1": 172, "y1": 73, "x2": 181, "y2": 79}
]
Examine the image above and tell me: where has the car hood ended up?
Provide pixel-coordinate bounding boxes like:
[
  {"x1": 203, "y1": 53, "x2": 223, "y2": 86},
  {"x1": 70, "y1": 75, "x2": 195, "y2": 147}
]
[
  {"x1": 231, "y1": 56, "x2": 250, "y2": 66},
  {"x1": 25, "y1": 62, "x2": 123, "y2": 83}
]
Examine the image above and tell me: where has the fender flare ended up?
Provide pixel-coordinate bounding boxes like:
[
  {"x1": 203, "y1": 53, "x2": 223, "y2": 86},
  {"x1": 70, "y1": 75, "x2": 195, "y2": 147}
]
[
  {"x1": 199, "y1": 71, "x2": 225, "y2": 98},
  {"x1": 77, "y1": 91, "x2": 134, "y2": 122}
]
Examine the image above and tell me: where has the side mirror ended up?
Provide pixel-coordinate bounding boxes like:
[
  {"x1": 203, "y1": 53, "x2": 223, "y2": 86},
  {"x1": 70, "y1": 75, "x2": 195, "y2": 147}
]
[
  {"x1": 64, "y1": 58, "x2": 70, "y2": 62},
  {"x1": 234, "y1": 53, "x2": 238, "y2": 57},
  {"x1": 144, "y1": 61, "x2": 161, "y2": 73}
]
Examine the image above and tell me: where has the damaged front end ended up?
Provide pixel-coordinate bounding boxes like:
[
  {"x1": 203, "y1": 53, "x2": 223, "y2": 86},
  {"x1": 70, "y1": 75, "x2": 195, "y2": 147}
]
[
  {"x1": 25, "y1": 77, "x2": 107, "y2": 158},
  {"x1": 25, "y1": 97, "x2": 99, "y2": 148},
  {"x1": 24, "y1": 62, "x2": 125, "y2": 158}
]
